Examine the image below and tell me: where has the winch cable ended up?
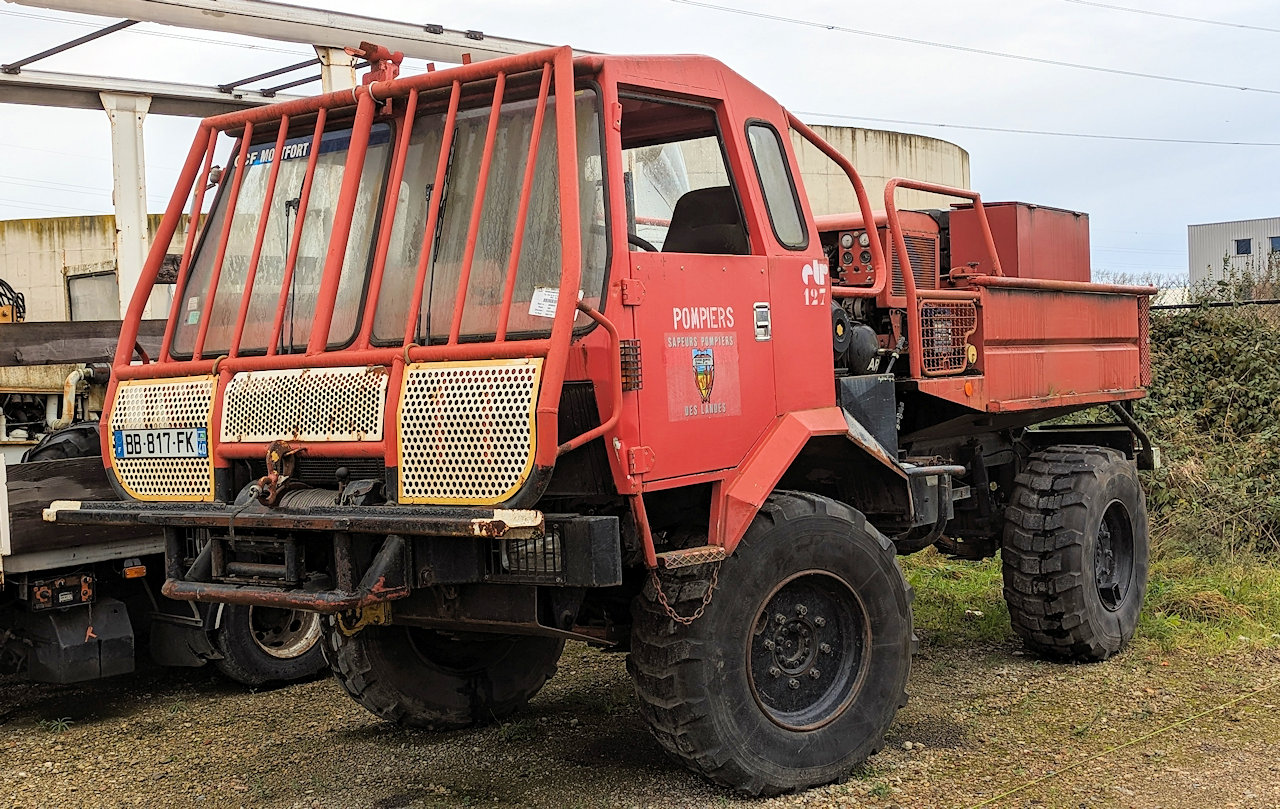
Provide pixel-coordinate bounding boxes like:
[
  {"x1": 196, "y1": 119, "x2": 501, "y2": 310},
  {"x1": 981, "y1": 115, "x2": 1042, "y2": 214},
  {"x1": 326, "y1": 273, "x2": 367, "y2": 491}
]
[{"x1": 966, "y1": 674, "x2": 1280, "y2": 808}]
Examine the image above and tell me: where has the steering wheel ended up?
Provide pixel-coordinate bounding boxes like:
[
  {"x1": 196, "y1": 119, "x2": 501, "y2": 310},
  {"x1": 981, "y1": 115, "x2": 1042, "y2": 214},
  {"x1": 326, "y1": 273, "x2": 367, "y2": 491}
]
[{"x1": 628, "y1": 232, "x2": 658, "y2": 252}]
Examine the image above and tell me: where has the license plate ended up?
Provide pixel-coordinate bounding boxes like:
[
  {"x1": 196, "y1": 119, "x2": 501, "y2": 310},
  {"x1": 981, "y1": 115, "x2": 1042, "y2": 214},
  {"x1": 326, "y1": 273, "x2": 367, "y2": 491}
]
[{"x1": 112, "y1": 428, "x2": 209, "y2": 459}]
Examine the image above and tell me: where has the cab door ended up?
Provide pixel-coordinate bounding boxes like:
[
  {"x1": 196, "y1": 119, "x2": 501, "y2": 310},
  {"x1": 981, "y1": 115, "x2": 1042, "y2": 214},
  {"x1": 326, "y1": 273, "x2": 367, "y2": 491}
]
[{"x1": 618, "y1": 95, "x2": 777, "y2": 482}]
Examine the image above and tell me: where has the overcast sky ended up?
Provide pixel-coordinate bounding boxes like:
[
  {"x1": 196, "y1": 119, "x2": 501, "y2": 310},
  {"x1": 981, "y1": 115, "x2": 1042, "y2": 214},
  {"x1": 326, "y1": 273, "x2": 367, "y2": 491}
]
[{"x1": 2, "y1": 0, "x2": 1279, "y2": 281}]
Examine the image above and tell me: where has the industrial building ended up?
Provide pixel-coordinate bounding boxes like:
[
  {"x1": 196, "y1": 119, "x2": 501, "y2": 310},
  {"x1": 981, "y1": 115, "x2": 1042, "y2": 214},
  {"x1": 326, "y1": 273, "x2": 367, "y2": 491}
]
[{"x1": 1187, "y1": 216, "x2": 1280, "y2": 287}]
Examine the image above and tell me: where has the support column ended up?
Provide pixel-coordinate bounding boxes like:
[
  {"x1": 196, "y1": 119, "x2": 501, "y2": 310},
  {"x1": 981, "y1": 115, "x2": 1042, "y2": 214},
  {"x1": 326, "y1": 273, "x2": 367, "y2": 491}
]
[
  {"x1": 100, "y1": 91, "x2": 152, "y2": 320},
  {"x1": 315, "y1": 45, "x2": 357, "y2": 92}
]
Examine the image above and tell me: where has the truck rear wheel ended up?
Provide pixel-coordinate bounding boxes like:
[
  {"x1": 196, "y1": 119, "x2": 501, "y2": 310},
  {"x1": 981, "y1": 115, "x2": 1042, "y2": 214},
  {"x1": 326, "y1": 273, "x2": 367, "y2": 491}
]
[
  {"x1": 324, "y1": 625, "x2": 563, "y2": 729},
  {"x1": 1002, "y1": 445, "x2": 1149, "y2": 661},
  {"x1": 628, "y1": 492, "x2": 913, "y2": 797},
  {"x1": 212, "y1": 605, "x2": 325, "y2": 686}
]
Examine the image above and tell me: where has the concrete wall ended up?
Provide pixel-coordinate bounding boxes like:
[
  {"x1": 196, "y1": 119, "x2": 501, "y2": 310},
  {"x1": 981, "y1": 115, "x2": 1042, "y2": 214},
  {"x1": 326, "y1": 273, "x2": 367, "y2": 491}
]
[
  {"x1": 791, "y1": 125, "x2": 971, "y2": 216},
  {"x1": 1188, "y1": 217, "x2": 1280, "y2": 287},
  {"x1": 0, "y1": 214, "x2": 188, "y2": 322}
]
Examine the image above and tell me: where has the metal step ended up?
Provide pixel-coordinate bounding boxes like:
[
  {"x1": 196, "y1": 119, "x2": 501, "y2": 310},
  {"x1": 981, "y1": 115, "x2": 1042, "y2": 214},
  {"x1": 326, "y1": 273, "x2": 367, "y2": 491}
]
[{"x1": 656, "y1": 545, "x2": 727, "y2": 569}]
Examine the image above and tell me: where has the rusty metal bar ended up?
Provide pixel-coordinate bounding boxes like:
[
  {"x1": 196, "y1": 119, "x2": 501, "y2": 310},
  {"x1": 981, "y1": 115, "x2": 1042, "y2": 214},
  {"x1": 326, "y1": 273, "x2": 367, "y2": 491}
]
[
  {"x1": 557, "y1": 303, "x2": 622, "y2": 456},
  {"x1": 402, "y1": 80, "x2": 462, "y2": 346},
  {"x1": 229, "y1": 115, "x2": 291, "y2": 357},
  {"x1": 532, "y1": 50, "x2": 583, "y2": 470},
  {"x1": 217, "y1": 441, "x2": 386, "y2": 460},
  {"x1": 357, "y1": 88, "x2": 420, "y2": 349},
  {"x1": 193, "y1": 122, "x2": 254, "y2": 360},
  {"x1": 496, "y1": 64, "x2": 552, "y2": 342},
  {"x1": 2, "y1": 20, "x2": 138, "y2": 74},
  {"x1": 953, "y1": 273, "x2": 1156, "y2": 296},
  {"x1": 113, "y1": 337, "x2": 553, "y2": 381},
  {"x1": 161, "y1": 130, "x2": 218, "y2": 362},
  {"x1": 307, "y1": 91, "x2": 376, "y2": 354},
  {"x1": 268, "y1": 108, "x2": 327, "y2": 356},
  {"x1": 448, "y1": 71, "x2": 508, "y2": 345}
]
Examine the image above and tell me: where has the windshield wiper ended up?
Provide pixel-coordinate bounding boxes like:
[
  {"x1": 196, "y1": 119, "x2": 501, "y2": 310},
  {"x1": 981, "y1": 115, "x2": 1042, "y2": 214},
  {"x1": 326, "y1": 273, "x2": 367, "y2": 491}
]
[{"x1": 281, "y1": 191, "x2": 302, "y2": 355}]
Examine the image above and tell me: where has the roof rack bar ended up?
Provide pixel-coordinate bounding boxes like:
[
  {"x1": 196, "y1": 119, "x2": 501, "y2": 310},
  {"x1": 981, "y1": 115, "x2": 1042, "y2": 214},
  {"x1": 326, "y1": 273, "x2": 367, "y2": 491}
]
[
  {"x1": 261, "y1": 60, "x2": 369, "y2": 96},
  {"x1": 218, "y1": 58, "x2": 320, "y2": 93},
  {"x1": 1, "y1": 19, "x2": 138, "y2": 75}
]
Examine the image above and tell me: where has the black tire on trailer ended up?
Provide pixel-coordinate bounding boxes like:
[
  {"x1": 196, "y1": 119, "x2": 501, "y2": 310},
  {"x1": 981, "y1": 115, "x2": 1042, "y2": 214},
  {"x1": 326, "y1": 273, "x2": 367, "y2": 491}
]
[
  {"x1": 323, "y1": 625, "x2": 564, "y2": 729},
  {"x1": 22, "y1": 423, "x2": 99, "y2": 462},
  {"x1": 628, "y1": 491, "x2": 914, "y2": 797},
  {"x1": 212, "y1": 604, "x2": 326, "y2": 686},
  {"x1": 1002, "y1": 445, "x2": 1149, "y2": 662}
]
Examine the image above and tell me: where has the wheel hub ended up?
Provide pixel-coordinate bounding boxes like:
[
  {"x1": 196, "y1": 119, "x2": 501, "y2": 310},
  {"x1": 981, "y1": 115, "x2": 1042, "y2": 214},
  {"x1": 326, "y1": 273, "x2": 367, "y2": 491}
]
[
  {"x1": 772, "y1": 615, "x2": 817, "y2": 674},
  {"x1": 248, "y1": 607, "x2": 323, "y2": 659},
  {"x1": 748, "y1": 571, "x2": 867, "y2": 731},
  {"x1": 1093, "y1": 500, "x2": 1135, "y2": 612}
]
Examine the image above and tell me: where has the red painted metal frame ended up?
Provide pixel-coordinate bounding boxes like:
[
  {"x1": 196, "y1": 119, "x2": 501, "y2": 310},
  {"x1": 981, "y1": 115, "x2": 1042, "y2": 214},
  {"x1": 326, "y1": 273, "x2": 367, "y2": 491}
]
[
  {"x1": 268, "y1": 109, "x2": 327, "y2": 356},
  {"x1": 355, "y1": 88, "x2": 418, "y2": 350},
  {"x1": 883, "y1": 178, "x2": 1001, "y2": 379},
  {"x1": 786, "y1": 113, "x2": 887, "y2": 298},
  {"x1": 229, "y1": 116, "x2": 290, "y2": 358},
  {"x1": 193, "y1": 120, "x2": 253, "y2": 360},
  {"x1": 106, "y1": 47, "x2": 588, "y2": 487}
]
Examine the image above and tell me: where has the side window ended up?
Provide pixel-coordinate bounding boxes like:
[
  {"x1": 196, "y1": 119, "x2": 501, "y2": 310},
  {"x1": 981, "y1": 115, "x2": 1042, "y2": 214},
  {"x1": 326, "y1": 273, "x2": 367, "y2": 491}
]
[
  {"x1": 620, "y1": 96, "x2": 748, "y2": 255},
  {"x1": 746, "y1": 122, "x2": 807, "y2": 250}
]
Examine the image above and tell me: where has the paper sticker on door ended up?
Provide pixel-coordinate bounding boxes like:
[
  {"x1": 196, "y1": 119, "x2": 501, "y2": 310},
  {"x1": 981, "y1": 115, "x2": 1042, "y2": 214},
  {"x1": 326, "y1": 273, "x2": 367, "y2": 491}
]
[{"x1": 665, "y1": 332, "x2": 741, "y2": 421}]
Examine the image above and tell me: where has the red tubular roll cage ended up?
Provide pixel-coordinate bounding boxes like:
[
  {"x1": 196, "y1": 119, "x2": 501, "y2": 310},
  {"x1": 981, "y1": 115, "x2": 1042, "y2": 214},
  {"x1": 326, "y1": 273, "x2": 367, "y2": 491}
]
[{"x1": 107, "y1": 46, "x2": 607, "y2": 479}]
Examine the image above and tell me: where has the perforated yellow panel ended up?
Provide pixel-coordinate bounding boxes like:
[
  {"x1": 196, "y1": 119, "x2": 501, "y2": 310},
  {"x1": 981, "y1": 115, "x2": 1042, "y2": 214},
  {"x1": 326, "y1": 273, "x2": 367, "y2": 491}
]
[
  {"x1": 221, "y1": 367, "x2": 388, "y2": 443},
  {"x1": 109, "y1": 376, "x2": 216, "y2": 501},
  {"x1": 398, "y1": 359, "x2": 543, "y2": 505}
]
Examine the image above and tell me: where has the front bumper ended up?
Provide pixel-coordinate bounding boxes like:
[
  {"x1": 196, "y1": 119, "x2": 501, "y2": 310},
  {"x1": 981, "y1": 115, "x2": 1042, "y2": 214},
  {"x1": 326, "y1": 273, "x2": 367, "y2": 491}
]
[{"x1": 43, "y1": 500, "x2": 619, "y2": 613}]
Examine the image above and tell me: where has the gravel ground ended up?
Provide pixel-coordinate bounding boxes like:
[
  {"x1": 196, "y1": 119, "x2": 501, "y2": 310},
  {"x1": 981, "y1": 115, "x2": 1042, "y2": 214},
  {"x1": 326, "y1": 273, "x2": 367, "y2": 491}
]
[{"x1": 0, "y1": 638, "x2": 1277, "y2": 808}]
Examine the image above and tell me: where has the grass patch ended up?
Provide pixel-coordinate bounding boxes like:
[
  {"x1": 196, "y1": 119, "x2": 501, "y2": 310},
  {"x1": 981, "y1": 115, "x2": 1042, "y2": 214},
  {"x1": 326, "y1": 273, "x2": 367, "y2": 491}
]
[
  {"x1": 902, "y1": 549, "x2": 1280, "y2": 656},
  {"x1": 900, "y1": 550, "x2": 1007, "y2": 648}
]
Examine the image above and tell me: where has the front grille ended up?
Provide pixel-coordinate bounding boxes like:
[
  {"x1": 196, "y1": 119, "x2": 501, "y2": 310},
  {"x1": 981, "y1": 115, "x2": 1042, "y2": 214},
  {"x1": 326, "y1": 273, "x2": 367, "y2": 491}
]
[
  {"x1": 221, "y1": 366, "x2": 387, "y2": 443},
  {"x1": 488, "y1": 531, "x2": 563, "y2": 584},
  {"x1": 891, "y1": 234, "x2": 940, "y2": 297},
  {"x1": 110, "y1": 376, "x2": 216, "y2": 501},
  {"x1": 919, "y1": 300, "x2": 978, "y2": 376},
  {"x1": 247, "y1": 457, "x2": 385, "y2": 488},
  {"x1": 398, "y1": 359, "x2": 542, "y2": 504}
]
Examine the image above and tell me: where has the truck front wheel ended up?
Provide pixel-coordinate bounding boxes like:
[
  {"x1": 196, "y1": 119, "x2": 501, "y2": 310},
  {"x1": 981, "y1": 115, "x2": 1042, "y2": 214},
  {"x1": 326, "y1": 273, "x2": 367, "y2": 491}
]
[
  {"x1": 1002, "y1": 445, "x2": 1149, "y2": 661},
  {"x1": 628, "y1": 492, "x2": 913, "y2": 797},
  {"x1": 324, "y1": 625, "x2": 563, "y2": 729},
  {"x1": 212, "y1": 605, "x2": 326, "y2": 686}
]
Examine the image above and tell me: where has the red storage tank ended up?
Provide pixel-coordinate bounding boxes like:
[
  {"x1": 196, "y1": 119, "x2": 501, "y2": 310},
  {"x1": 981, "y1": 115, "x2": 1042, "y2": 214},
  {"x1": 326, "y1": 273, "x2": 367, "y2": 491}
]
[{"x1": 950, "y1": 201, "x2": 1091, "y2": 283}]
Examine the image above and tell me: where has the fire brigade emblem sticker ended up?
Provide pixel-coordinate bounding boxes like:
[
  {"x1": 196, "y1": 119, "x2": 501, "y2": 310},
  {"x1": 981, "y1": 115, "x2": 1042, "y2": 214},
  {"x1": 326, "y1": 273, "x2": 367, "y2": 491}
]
[
  {"x1": 692, "y1": 348, "x2": 715, "y2": 403},
  {"x1": 665, "y1": 326, "x2": 741, "y2": 421}
]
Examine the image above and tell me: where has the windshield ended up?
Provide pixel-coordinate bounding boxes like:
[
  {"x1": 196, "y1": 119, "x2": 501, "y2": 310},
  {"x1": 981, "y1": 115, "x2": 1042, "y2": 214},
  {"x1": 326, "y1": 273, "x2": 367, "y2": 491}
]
[
  {"x1": 173, "y1": 125, "x2": 392, "y2": 356},
  {"x1": 372, "y1": 89, "x2": 606, "y2": 343},
  {"x1": 173, "y1": 87, "x2": 606, "y2": 358}
]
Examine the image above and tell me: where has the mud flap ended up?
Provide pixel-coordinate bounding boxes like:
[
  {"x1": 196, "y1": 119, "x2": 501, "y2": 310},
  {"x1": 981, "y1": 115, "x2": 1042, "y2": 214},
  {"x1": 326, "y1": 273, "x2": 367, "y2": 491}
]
[{"x1": 10, "y1": 596, "x2": 134, "y2": 684}]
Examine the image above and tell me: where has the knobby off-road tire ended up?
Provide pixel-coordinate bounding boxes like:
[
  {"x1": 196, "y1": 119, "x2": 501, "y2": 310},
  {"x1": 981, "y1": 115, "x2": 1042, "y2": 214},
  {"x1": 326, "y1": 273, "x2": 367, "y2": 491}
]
[
  {"x1": 628, "y1": 492, "x2": 914, "y2": 797},
  {"x1": 323, "y1": 624, "x2": 564, "y2": 729},
  {"x1": 1002, "y1": 445, "x2": 1149, "y2": 662},
  {"x1": 22, "y1": 422, "x2": 99, "y2": 462},
  {"x1": 212, "y1": 605, "x2": 326, "y2": 686}
]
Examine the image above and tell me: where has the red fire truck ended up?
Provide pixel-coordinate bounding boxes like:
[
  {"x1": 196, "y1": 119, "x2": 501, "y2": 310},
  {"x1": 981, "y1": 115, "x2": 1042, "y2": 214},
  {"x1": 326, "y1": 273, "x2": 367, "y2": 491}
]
[{"x1": 47, "y1": 44, "x2": 1154, "y2": 795}]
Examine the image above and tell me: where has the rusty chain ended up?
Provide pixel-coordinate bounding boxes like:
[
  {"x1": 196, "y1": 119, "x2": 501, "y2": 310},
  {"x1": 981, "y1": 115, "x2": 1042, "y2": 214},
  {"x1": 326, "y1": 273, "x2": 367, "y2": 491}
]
[{"x1": 649, "y1": 561, "x2": 721, "y2": 626}]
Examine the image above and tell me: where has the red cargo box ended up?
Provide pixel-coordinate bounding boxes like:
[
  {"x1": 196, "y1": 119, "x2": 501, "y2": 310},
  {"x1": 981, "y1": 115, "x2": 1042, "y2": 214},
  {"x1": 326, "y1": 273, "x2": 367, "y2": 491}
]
[{"x1": 950, "y1": 202, "x2": 1090, "y2": 283}]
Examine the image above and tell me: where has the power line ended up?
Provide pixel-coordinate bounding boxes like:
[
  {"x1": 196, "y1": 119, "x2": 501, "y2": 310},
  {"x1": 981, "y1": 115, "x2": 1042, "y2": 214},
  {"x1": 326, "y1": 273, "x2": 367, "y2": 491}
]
[
  {"x1": 670, "y1": 0, "x2": 1280, "y2": 95},
  {"x1": 794, "y1": 111, "x2": 1280, "y2": 147},
  {"x1": 1055, "y1": 0, "x2": 1280, "y2": 35}
]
